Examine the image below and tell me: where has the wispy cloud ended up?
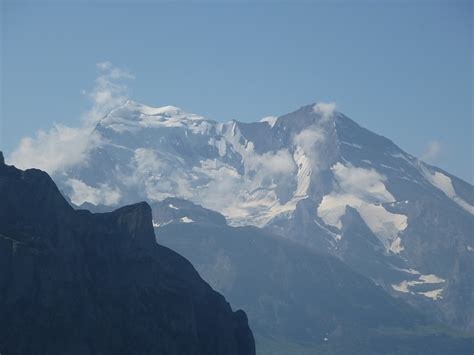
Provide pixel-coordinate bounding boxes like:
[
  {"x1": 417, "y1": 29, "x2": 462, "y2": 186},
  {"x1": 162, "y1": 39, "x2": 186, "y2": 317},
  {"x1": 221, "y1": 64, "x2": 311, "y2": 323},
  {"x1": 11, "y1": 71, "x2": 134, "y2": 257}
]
[
  {"x1": 8, "y1": 124, "x2": 102, "y2": 175},
  {"x1": 421, "y1": 140, "x2": 442, "y2": 163},
  {"x1": 313, "y1": 102, "x2": 336, "y2": 122},
  {"x1": 83, "y1": 61, "x2": 134, "y2": 125},
  {"x1": 8, "y1": 62, "x2": 134, "y2": 175},
  {"x1": 246, "y1": 149, "x2": 296, "y2": 176},
  {"x1": 66, "y1": 178, "x2": 122, "y2": 206},
  {"x1": 293, "y1": 101, "x2": 337, "y2": 168}
]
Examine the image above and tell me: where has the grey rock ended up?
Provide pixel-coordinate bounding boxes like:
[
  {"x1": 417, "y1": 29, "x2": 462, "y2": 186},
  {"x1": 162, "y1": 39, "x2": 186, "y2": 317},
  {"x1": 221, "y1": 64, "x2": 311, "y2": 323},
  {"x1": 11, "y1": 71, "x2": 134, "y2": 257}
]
[{"x1": 0, "y1": 156, "x2": 255, "y2": 355}]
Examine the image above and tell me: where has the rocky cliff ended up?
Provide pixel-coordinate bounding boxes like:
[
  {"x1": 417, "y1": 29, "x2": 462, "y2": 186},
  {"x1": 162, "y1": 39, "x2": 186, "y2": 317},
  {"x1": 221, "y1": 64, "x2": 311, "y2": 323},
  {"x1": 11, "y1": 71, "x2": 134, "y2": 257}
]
[{"x1": 0, "y1": 154, "x2": 255, "y2": 355}]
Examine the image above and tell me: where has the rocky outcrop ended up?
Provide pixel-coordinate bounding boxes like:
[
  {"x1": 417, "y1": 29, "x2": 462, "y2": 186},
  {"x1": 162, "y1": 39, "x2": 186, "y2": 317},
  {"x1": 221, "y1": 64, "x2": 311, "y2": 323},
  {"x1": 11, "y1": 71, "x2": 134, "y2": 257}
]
[
  {"x1": 0, "y1": 156, "x2": 255, "y2": 355},
  {"x1": 150, "y1": 198, "x2": 227, "y2": 227}
]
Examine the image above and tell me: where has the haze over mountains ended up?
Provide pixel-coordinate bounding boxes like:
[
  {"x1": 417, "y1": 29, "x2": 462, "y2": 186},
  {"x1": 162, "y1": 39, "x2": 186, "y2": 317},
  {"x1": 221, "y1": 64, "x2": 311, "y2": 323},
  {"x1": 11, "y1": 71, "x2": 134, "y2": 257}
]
[
  {"x1": 152, "y1": 198, "x2": 472, "y2": 354},
  {"x1": 6, "y1": 101, "x2": 474, "y2": 354}
]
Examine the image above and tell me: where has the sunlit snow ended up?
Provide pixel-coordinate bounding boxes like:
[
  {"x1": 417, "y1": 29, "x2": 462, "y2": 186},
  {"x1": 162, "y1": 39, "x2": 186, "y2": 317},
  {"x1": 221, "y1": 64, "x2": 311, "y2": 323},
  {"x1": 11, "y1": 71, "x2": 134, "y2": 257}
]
[
  {"x1": 391, "y1": 272, "x2": 445, "y2": 300},
  {"x1": 423, "y1": 168, "x2": 474, "y2": 214},
  {"x1": 317, "y1": 163, "x2": 407, "y2": 251}
]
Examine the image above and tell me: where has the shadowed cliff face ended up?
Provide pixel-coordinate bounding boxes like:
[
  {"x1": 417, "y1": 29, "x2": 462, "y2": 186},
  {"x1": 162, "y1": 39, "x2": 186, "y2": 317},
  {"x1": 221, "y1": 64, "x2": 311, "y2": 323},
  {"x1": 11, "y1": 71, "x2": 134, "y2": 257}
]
[{"x1": 0, "y1": 156, "x2": 255, "y2": 355}]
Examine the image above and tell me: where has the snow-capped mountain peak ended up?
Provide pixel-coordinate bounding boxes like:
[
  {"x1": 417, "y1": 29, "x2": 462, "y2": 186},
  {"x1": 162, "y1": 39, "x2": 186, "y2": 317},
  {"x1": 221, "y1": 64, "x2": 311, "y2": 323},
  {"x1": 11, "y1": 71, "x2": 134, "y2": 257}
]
[
  {"x1": 98, "y1": 100, "x2": 210, "y2": 134},
  {"x1": 63, "y1": 101, "x2": 472, "y2": 235},
  {"x1": 49, "y1": 101, "x2": 474, "y2": 331}
]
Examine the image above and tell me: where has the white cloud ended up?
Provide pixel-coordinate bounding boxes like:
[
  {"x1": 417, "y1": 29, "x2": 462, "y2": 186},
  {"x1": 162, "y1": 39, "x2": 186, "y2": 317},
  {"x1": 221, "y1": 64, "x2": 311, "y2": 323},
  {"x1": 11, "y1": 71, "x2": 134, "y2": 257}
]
[
  {"x1": 293, "y1": 101, "x2": 337, "y2": 168},
  {"x1": 116, "y1": 148, "x2": 195, "y2": 203},
  {"x1": 246, "y1": 149, "x2": 296, "y2": 176},
  {"x1": 8, "y1": 62, "x2": 134, "y2": 175},
  {"x1": 293, "y1": 126, "x2": 326, "y2": 153},
  {"x1": 193, "y1": 160, "x2": 245, "y2": 213},
  {"x1": 313, "y1": 102, "x2": 336, "y2": 121},
  {"x1": 421, "y1": 140, "x2": 441, "y2": 162},
  {"x1": 83, "y1": 62, "x2": 135, "y2": 125},
  {"x1": 8, "y1": 124, "x2": 102, "y2": 174},
  {"x1": 331, "y1": 162, "x2": 395, "y2": 202},
  {"x1": 122, "y1": 146, "x2": 297, "y2": 216},
  {"x1": 134, "y1": 148, "x2": 164, "y2": 175},
  {"x1": 66, "y1": 178, "x2": 121, "y2": 206},
  {"x1": 132, "y1": 148, "x2": 188, "y2": 200}
]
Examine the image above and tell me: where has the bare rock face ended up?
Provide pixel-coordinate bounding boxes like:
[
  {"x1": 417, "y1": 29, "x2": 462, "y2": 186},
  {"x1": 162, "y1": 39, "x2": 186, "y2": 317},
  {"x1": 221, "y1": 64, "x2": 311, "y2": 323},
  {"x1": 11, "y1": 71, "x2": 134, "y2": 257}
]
[
  {"x1": 155, "y1": 215, "x2": 474, "y2": 355},
  {"x1": 0, "y1": 156, "x2": 255, "y2": 355}
]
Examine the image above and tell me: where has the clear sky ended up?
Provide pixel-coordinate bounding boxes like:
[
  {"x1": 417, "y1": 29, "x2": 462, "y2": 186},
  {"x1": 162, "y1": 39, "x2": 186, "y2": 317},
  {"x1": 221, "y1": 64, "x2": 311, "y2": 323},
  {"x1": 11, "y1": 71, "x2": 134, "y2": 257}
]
[{"x1": 1, "y1": 0, "x2": 472, "y2": 182}]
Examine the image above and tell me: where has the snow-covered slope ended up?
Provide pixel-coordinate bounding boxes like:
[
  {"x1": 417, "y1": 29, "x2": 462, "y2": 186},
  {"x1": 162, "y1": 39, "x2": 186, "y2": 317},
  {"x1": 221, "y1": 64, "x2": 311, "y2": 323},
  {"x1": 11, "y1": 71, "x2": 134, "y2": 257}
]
[{"x1": 54, "y1": 100, "x2": 473, "y2": 331}]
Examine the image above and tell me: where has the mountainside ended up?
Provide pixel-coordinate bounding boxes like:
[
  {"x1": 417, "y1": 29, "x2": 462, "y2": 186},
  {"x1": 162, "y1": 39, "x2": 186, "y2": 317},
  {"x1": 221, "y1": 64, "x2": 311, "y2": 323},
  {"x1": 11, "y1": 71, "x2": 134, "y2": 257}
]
[
  {"x1": 43, "y1": 100, "x2": 473, "y2": 330},
  {"x1": 153, "y1": 199, "x2": 473, "y2": 355},
  {"x1": 0, "y1": 153, "x2": 255, "y2": 355}
]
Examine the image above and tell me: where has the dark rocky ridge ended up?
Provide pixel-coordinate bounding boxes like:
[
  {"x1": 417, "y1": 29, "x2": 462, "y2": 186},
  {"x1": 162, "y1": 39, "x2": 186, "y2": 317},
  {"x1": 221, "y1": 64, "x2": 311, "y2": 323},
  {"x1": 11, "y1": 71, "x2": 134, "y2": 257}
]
[
  {"x1": 151, "y1": 197, "x2": 227, "y2": 226},
  {"x1": 0, "y1": 156, "x2": 255, "y2": 355}
]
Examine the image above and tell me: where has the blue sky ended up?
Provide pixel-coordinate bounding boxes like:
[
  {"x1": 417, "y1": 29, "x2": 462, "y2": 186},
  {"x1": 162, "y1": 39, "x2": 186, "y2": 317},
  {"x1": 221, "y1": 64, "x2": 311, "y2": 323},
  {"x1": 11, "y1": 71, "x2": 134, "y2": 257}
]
[{"x1": 1, "y1": 0, "x2": 472, "y2": 182}]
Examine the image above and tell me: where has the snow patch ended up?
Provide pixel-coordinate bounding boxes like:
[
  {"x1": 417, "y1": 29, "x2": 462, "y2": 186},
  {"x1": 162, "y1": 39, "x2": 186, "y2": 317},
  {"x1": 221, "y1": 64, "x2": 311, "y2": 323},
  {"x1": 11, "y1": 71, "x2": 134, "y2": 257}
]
[
  {"x1": 423, "y1": 169, "x2": 474, "y2": 214},
  {"x1": 293, "y1": 146, "x2": 312, "y2": 198},
  {"x1": 317, "y1": 163, "x2": 407, "y2": 250},
  {"x1": 400, "y1": 268, "x2": 421, "y2": 275},
  {"x1": 390, "y1": 152, "x2": 412, "y2": 162},
  {"x1": 390, "y1": 237, "x2": 404, "y2": 254},
  {"x1": 100, "y1": 101, "x2": 211, "y2": 135},
  {"x1": 392, "y1": 273, "x2": 445, "y2": 300},
  {"x1": 419, "y1": 274, "x2": 445, "y2": 283},
  {"x1": 214, "y1": 138, "x2": 227, "y2": 156},
  {"x1": 180, "y1": 216, "x2": 194, "y2": 223},
  {"x1": 341, "y1": 141, "x2": 362, "y2": 149},
  {"x1": 392, "y1": 283, "x2": 410, "y2": 293},
  {"x1": 260, "y1": 116, "x2": 278, "y2": 128},
  {"x1": 418, "y1": 289, "x2": 443, "y2": 300},
  {"x1": 152, "y1": 220, "x2": 171, "y2": 228},
  {"x1": 314, "y1": 219, "x2": 341, "y2": 242}
]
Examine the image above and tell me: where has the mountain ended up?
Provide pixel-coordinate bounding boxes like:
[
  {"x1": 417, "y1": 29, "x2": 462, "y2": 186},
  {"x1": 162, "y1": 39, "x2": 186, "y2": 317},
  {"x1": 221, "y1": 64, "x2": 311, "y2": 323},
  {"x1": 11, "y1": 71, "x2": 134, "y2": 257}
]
[
  {"x1": 50, "y1": 100, "x2": 474, "y2": 332},
  {"x1": 152, "y1": 199, "x2": 473, "y2": 354},
  {"x1": 0, "y1": 153, "x2": 255, "y2": 355}
]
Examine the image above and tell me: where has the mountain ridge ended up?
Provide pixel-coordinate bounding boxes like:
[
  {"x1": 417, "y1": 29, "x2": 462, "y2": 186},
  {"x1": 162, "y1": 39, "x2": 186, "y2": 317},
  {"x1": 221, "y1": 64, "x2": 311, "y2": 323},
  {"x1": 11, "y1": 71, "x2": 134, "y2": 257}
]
[
  {"x1": 153, "y1": 200, "x2": 473, "y2": 354},
  {"x1": 21, "y1": 101, "x2": 474, "y2": 331},
  {"x1": 0, "y1": 155, "x2": 255, "y2": 355}
]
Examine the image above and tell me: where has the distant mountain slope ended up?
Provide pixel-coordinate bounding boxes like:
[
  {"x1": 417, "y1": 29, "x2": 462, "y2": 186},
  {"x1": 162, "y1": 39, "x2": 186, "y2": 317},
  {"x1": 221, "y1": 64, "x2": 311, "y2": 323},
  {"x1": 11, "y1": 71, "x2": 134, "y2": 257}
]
[
  {"x1": 36, "y1": 100, "x2": 473, "y2": 331},
  {"x1": 0, "y1": 153, "x2": 255, "y2": 355},
  {"x1": 153, "y1": 201, "x2": 473, "y2": 354}
]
